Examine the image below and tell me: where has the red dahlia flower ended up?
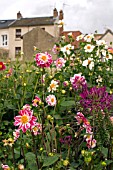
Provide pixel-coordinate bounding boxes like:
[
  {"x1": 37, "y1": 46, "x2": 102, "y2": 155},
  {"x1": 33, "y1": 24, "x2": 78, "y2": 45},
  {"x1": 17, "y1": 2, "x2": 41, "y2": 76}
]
[{"x1": 0, "y1": 62, "x2": 6, "y2": 70}]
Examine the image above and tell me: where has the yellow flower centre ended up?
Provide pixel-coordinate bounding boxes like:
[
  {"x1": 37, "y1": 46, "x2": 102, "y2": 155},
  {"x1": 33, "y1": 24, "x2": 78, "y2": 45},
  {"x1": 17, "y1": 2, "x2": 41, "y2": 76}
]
[
  {"x1": 34, "y1": 99, "x2": 38, "y2": 104},
  {"x1": 41, "y1": 55, "x2": 47, "y2": 61},
  {"x1": 50, "y1": 83, "x2": 55, "y2": 89},
  {"x1": 88, "y1": 60, "x2": 91, "y2": 64},
  {"x1": 106, "y1": 55, "x2": 109, "y2": 58},
  {"x1": 66, "y1": 47, "x2": 69, "y2": 50},
  {"x1": 51, "y1": 98, "x2": 55, "y2": 102},
  {"x1": 87, "y1": 46, "x2": 91, "y2": 49},
  {"x1": 21, "y1": 115, "x2": 29, "y2": 124},
  {"x1": 33, "y1": 127, "x2": 38, "y2": 132},
  {"x1": 87, "y1": 36, "x2": 90, "y2": 38},
  {"x1": 0, "y1": 64, "x2": 2, "y2": 68},
  {"x1": 58, "y1": 60, "x2": 62, "y2": 64},
  {"x1": 7, "y1": 168, "x2": 10, "y2": 170}
]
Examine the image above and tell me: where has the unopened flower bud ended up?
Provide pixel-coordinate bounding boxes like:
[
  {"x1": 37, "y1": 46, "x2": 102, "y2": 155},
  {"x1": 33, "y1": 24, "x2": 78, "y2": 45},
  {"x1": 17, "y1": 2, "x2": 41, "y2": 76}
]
[
  {"x1": 63, "y1": 160, "x2": 69, "y2": 166},
  {"x1": 18, "y1": 164, "x2": 24, "y2": 170},
  {"x1": 61, "y1": 90, "x2": 66, "y2": 94}
]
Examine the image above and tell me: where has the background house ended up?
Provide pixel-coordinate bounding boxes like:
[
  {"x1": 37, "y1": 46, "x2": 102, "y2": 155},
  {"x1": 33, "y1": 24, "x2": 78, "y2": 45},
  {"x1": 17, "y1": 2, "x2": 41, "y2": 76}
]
[
  {"x1": 61, "y1": 31, "x2": 82, "y2": 48},
  {"x1": 0, "y1": 9, "x2": 62, "y2": 60},
  {"x1": 23, "y1": 27, "x2": 58, "y2": 60},
  {"x1": 95, "y1": 29, "x2": 113, "y2": 47}
]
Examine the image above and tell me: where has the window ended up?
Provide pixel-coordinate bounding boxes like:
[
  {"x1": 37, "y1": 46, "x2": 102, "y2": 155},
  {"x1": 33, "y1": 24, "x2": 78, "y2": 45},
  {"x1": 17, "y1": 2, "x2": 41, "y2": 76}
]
[
  {"x1": 15, "y1": 29, "x2": 21, "y2": 38},
  {"x1": 1, "y1": 35, "x2": 7, "y2": 46},
  {"x1": 15, "y1": 47, "x2": 21, "y2": 57},
  {"x1": 41, "y1": 28, "x2": 45, "y2": 30}
]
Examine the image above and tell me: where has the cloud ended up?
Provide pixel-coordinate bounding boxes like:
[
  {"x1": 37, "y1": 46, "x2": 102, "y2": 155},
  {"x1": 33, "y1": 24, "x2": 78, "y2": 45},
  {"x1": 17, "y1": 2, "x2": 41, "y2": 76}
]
[{"x1": 0, "y1": 0, "x2": 113, "y2": 34}]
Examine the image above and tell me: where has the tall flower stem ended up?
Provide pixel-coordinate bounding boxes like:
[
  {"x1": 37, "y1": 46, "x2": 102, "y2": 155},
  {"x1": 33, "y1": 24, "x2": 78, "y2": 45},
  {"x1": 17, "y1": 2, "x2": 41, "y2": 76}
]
[
  {"x1": 20, "y1": 133, "x2": 26, "y2": 167},
  {"x1": 12, "y1": 145, "x2": 16, "y2": 167},
  {"x1": 31, "y1": 132, "x2": 40, "y2": 168}
]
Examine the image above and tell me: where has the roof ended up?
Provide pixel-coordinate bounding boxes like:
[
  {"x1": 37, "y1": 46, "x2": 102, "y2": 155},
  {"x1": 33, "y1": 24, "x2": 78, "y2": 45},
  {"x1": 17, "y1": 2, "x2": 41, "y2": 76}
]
[
  {"x1": 62, "y1": 31, "x2": 82, "y2": 48},
  {"x1": 10, "y1": 16, "x2": 55, "y2": 27},
  {"x1": 0, "y1": 16, "x2": 55, "y2": 29},
  {"x1": 0, "y1": 20, "x2": 15, "y2": 29},
  {"x1": 99, "y1": 29, "x2": 113, "y2": 40}
]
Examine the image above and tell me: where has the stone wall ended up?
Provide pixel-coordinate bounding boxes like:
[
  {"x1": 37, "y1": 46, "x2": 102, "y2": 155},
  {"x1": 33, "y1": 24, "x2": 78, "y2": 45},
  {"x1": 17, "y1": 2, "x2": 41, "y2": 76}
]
[{"x1": 23, "y1": 27, "x2": 58, "y2": 60}]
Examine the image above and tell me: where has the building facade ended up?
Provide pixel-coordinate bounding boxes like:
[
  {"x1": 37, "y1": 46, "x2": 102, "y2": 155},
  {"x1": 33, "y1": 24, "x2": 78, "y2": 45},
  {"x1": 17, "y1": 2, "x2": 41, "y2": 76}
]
[{"x1": 0, "y1": 9, "x2": 62, "y2": 60}]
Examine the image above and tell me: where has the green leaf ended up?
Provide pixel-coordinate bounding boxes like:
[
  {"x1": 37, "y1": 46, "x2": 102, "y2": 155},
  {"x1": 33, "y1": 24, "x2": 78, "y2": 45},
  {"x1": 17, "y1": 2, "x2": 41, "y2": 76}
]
[
  {"x1": 25, "y1": 152, "x2": 36, "y2": 161},
  {"x1": 60, "y1": 100, "x2": 75, "y2": 107},
  {"x1": 43, "y1": 155, "x2": 59, "y2": 167},
  {"x1": 105, "y1": 160, "x2": 113, "y2": 165},
  {"x1": 101, "y1": 147, "x2": 108, "y2": 158},
  {"x1": 28, "y1": 162, "x2": 38, "y2": 170},
  {"x1": 53, "y1": 114, "x2": 62, "y2": 119}
]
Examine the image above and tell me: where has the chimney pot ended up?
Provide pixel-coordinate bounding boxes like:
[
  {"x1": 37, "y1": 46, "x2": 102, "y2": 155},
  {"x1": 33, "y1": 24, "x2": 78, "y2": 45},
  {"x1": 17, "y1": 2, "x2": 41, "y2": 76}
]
[
  {"x1": 59, "y1": 10, "x2": 63, "y2": 20},
  {"x1": 17, "y1": 11, "x2": 22, "y2": 19},
  {"x1": 53, "y1": 8, "x2": 58, "y2": 18}
]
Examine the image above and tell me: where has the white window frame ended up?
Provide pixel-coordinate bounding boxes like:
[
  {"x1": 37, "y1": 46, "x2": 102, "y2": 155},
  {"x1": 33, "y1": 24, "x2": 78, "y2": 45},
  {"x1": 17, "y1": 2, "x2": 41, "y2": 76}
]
[{"x1": 1, "y1": 35, "x2": 8, "y2": 46}]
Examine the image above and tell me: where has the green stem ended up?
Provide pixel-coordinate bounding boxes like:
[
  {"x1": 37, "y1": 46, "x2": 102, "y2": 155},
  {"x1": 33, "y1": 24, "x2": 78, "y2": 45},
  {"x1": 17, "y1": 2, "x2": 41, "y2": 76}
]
[{"x1": 31, "y1": 132, "x2": 40, "y2": 168}]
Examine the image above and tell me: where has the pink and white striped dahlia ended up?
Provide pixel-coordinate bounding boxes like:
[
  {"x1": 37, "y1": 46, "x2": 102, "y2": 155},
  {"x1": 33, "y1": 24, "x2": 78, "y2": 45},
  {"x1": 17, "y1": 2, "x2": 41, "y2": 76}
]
[
  {"x1": 46, "y1": 95, "x2": 56, "y2": 106},
  {"x1": 35, "y1": 52, "x2": 53, "y2": 68},
  {"x1": 52, "y1": 44, "x2": 60, "y2": 54},
  {"x1": 22, "y1": 104, "x2": 31, "y2": 110},
  {"x1": 86, "y1": 138, "x2": 97, "y2": 149},
  {"x1": 1, "y1": 164, "x2": 10, "y2": 170},
  {"x1": 70, "y1": 74, "x2": 87, "y2": 90},
  {"x1": 13, "y1": 129, "x2": 20, "y2": 141},
  {"x1": 32, "y1": 123, "x2": 42, "y2": 136},
  {"x1": 54, "y1": 57, "x2": 66, "y2": 69},
  {"x1": 14, "y1": 107, "x2": 37, "y2": 133},
  {"x1": 32, "y1": 96, "x2": 41, "y2": 107},
  {"x1": 75, "y1": 112, "x2": 85, "y2": 125}
]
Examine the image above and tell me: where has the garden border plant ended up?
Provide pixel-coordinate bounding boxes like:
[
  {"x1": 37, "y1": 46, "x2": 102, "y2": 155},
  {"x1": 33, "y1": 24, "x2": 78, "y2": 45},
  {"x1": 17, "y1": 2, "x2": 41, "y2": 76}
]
[{"x1": 1, "y1": 32, "x2": 113, "y2": 170}]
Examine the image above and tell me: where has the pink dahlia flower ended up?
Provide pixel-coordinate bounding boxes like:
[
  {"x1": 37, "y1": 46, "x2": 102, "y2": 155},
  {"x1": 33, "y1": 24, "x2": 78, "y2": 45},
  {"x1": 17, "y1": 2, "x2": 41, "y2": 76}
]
[
  {"x1": 6, "y1": 68, "x2": 13, "y2": 78},
  {"x1": 75, "y1": 112, "x2": 85, "y2": 125},
  {"x1": 32, "y1": 123, "x2": 42, "y2": 136},
  {"x1": 1, "y1": 164, "x2": 10, "y2": 170},
  {"x1": 86, "y1": 138, "x2": 96, "y2": 149},
  {"x1": 13, "y1": 129, "x2": 20, "y2": 141},
  {"x1": 35, "y1": 52, "x2": 53, "y2": 68},
  {"x1": 52, "y1": 44, "x2": 60, "y2": 54},
  {"x1": 22, "y1": 104, "x2": 31, "y2": 110},
  {"x1": 46, "y1": 94, "x2": 56, "y2": 106},
  {"x1": 32, "y1": 96, "x2": 41, "y2": 107},
  {"x1": 70, "y1": 74, "x2": 87, "y2": 90},
  {"x1": 14, "y1": 107, "x2": 37, "y2": 133},
  {"x1": 54, "y1": 57, "x2": 66, "y2": 69},
  {"x1": 75, "y1": 112, "x2": 92, "y2": 133}
]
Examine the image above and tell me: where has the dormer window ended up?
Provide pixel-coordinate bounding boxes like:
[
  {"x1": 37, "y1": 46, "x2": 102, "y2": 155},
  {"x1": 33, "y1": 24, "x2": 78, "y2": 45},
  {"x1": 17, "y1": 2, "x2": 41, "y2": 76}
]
[
  {"x1": 16, "y1": 29, "x2": 21, "y2": 38},
  {"x1": 1, "y1": 35, "x2": 7, "y2": 46}
]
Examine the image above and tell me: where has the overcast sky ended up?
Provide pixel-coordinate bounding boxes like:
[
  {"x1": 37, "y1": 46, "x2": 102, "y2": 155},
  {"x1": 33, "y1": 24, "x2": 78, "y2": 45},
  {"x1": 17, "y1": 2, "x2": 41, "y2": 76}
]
[{"x1": 0, "y1": 0, "x2": 113, "y2": 34}]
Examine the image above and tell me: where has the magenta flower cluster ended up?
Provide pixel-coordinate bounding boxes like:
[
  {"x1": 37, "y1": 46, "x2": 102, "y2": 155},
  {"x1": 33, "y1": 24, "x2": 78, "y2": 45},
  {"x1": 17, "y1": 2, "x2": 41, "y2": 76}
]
[{"x1": 80, "y1": 86, "x2": 113, "y2": 112}]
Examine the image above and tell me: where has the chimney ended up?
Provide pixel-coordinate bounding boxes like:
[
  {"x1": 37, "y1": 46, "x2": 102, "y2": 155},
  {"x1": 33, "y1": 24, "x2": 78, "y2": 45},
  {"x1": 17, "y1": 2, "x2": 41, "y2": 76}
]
[
  {"x1": 53, "y1": 8, "x2": 58, "y2": 18},
  {"x1": 59, "y1": 10, "x2": 64, "y2": 36},
  {"x1": 59, "y1": 10, "x2": 63, "y2": 20},
  {"x1": 17, "y1": 11, "x2": 22, "y2": 19}
]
